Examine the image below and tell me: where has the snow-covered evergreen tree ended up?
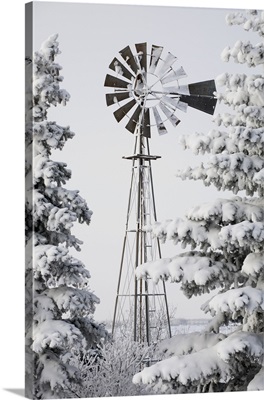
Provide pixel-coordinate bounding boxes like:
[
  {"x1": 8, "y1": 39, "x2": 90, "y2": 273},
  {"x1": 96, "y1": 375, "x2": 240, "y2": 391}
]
[
  {"x1": 25, "y1": 34, "x2": 107, "y2": 399},
  {"x1": 133, "y1": 10, "x2": 264, "y2": 394}
]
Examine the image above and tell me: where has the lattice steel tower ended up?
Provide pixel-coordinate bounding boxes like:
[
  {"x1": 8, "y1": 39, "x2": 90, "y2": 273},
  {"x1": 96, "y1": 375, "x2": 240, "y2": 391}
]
[{"x1": 104, "y1": 43, "x2": 217, "y2": 344}]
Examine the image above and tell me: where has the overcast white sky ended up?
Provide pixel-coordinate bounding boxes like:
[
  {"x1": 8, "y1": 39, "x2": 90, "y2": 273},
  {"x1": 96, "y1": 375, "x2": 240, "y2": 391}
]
[{"x1": 29, "y1": 1, "x2": 264, "y2": 323}]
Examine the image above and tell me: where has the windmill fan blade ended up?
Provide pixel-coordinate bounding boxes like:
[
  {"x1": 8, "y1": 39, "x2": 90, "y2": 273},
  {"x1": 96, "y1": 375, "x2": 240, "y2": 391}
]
[
  {"x1": 157, "y1": 52, "x2": 177, "y2": 78},
  {"x1": 179, "y1": 94, "x2": 217, "y2": 115},
  {"x1": 188, "y1": 80, "x2": 216, "y2": 97},
  {"x1": 162, "y1": 96, "x2": 188, "y2": 113},
  {"x1": 163, "y1": 85, "x2": 190, "y2": 95},
  {"x1": 152, "y1": 106, "x2": 167, "y2": 135},
  {"x1": 109, "y1": 57, "x2": 135, "y2": 81},
  {"x1": 142, "y1": 108, "x2": 151, "y2": 138},
  {"x1": 159, "y1": 102, "x2": 181, "y2": 127},
  {"x1": 125, "y1": 105, "x2": 142, "y2": 133},
  {"x1": 175, "y1": 85, "x2": 190, "y2": 95},
  {"x1": 106, "y1": 92, "x2": 131, "y2": 106},
  {"x1": 135, "y1": 43, "x2": 147, "y2": 75},
  {"x1": 114, "y1": 98, "x2": 136, "y2": 122},
  {"x1": 119, "y1": 45, "x2": 139, "y2": 75},
  {"x1": 104, "y1": 74, "x2": 131, "y2": 89},
  {"x1": 161, "y1": 66, "x2": 187, "y2": 85},
  {"x1": 149, "y1": 45, "x2": 163, "y2": 74}
]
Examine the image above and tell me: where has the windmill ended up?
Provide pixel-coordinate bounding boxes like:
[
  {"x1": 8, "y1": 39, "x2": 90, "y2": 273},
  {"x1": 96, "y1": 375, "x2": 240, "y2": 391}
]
[{"x1": 104, "y1": 43, "x2": 217, "y2": 345}]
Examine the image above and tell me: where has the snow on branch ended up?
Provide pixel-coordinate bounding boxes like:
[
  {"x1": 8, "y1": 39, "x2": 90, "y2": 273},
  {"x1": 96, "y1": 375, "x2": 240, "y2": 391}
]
[
  {"x1": 186, "y1": 197, "x2": 264, "y2": 225},
  {"x1": 220, "y1": 221, "x2": 264, "y2": 251},
  {"x1": 45, "y1": 187, "x2": 92, "y2": 224},
  {"x1": 38, "y1": 351, "x2": 79, "y2": 398},
  {"x1": 202, "y1": 286, "x2": 264, "y2": 321},
  {"x1": 32, "y1": 319, "x2": 84, "y2": 354},
  {"x1": 147, "y1": 218, "x2": 222, "y2": 251},
  {"x1": 71, "y1": 317, "x2": 109, "y2": 348},
  {"x1": 214, "y1": 105, "x2": 264, "y2": 129},
  {"x1": 157, "y1": 332, "x2": 226, "y2": 357},
  {"x1": 134, "y1": 346, "x2": 230, "y2": 387},
  {"x1": 45, "y1": 286, "x2": 100, "y2": 318},
  {"x1": 34, "y1": 155, "x2": 71, "y2": 187},
  {"x1": 216, "y1": 330, "x2": 263, "y2": 361},
  {"x1": 242, "y1": 251, "x2": 264, "y2": 278},
  {"x1": 221, "y1": 40, "x2": 264, "y2": 67},
  {"x1": 226, "y1": 10, "x2": 264, "y2": 37},
  {"x1": 239, "y1": 105, "x2": 264, "y2": 127},
  {"x1": 254, "y1": 167, "x2": 264, "y2": 184},
  {"x1": 180, "y1": 127, "x2": 264, "y2": 157},
  {"x1": 31, "y1": 34, "x2": 70, "y2": 122},
  {"x1": 217, "y1": 73, "x2": 264, "y2": 92},
  {"x1": 34, "y1": 294, "x2": 59, "y2": 324},
  {"x1": 33, "y1": 122, "x2": 75, "y2": 156},
  {"x1": 216, "y1": 74, "x2": 264, "y2": 109},
  {"x1": 180, "y1": 130, "x2": 230, "y2": 155},
  {"x1": 47, "y1": 206, "x2": 76, "y2": 232},
  {"x1": 33, "y1": 244, "x2": 91, "y2": 289},
  {"x1": 135, "y1": 252, "x2": 236, "y2": 297},
  {"x1": 133, "y1": 331, "x2": 263, "y2": 389},
  {"x1": 178, "y1": 153, "x2": 264, "y2": 196},
  {"x1": 39, "y1": 34, "x2": 61, "y2": 61},
  {"x1": 148, "y1": 215, "x2": 264, "y2": 252}
]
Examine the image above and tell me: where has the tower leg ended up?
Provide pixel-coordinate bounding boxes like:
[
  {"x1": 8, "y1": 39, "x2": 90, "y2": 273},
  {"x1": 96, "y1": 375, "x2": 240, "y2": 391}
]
[{"x1": 112, "y1": 133, "x2": 171, "y2": 343}]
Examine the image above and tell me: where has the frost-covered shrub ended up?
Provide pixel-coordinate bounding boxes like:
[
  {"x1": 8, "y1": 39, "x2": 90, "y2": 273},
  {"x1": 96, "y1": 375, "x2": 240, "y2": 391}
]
[
  {"x1": 133, "y1": 10, "x2": 264, "y2": 394},
  {"x1": 72, "y1": 338, "x2": 153, "y2": 398}
]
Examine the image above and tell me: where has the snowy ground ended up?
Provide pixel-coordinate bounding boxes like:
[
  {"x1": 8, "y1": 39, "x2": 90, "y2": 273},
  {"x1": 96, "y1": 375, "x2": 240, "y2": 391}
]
[
  {"x1": 171, "y1": 318, "x2": 237, "y2": 335},
  {"x1": 171, "y1": 318, "x2": 209, "y2": 335},
  {"x1": 104, "y1": 318, "x2": 237, "y2": 337}
]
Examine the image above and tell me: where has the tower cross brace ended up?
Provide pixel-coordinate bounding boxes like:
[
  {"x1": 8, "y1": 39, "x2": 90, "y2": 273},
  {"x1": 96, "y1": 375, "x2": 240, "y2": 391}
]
[{"x1": 112, "y1": 128, "x2": 172, "y2": 344}]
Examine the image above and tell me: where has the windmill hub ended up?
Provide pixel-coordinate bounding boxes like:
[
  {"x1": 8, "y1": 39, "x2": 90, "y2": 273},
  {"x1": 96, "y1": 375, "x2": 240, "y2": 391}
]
[{"x1": 133, "y1": 72, "x2": 163, "y2": 108}]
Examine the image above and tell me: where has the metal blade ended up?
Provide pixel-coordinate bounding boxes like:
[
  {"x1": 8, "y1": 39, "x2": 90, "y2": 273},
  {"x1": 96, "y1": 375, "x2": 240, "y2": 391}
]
[
  {"x1": 161, "y1": 66, "x2": 187, "y2": 84},
  {"x1": 162, "y1": 85, "x2": 190, "y2": 95},
  {"x1": 179, "y1": 94, "x2": 217, "y2": 115},
  {"x1": 125, "y1": 105, "x2": 142, "y2": 133},
  {"x1": 106, "y1": 91, "x2": 131, "y2": 106},
  {"x1": 159, "y1": 102, "x2": 181, "y2": 127},
  {"x1": 109, "y1": 57, "x2": 135, "y2": 81},
  {"x1": 135, "y1": 43, "x2": 147, "y2": 75},
  {"x1": 162, "y1": 96, "x2": 188, "y2": 112},
  {"x1": 175, "y1": 85, "x2": 190, "y2": 95},
  {"x1": 113, "y1": 98, "x2": 136, "y2": 122},
  {"x1": 149, "y1": 45, "x2": 163, "y2": 74},
  {"x1": 188, "y1": 80, "x2": 216, "y2": 97},
  {"x1": 157, "y1": 52, "x2": 177, "y2": 78},
  {"x1": 119, "y1": 45, "x2": 139, "y2": 74},
  {"x1": 104, "y1": 74, "x2": 131, "y2": 89},
  {"x1": 152, "y1": 106, "x2": 167, "y2": 135},
  {"x1": 142, "y1": 108, "x2": 151, "y2": 138}
]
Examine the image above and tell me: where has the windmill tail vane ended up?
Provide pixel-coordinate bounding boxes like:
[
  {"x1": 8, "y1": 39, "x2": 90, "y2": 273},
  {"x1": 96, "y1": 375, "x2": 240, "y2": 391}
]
[{"x1": 104, "y1": 42, "x2": 217, "y2": 138}]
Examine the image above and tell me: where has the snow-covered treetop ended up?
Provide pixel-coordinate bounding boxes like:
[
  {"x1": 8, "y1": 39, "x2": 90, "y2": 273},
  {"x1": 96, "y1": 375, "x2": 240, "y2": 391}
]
[
  {"x1": 226, "y1": 10, "x2": 264, "y2": 37},
  {"x1": 26, "y1": 33, "x2": 71, "y2": 129},
  {"x1": 222, "y1": 10, "x2": 264, "y2": 68}
]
